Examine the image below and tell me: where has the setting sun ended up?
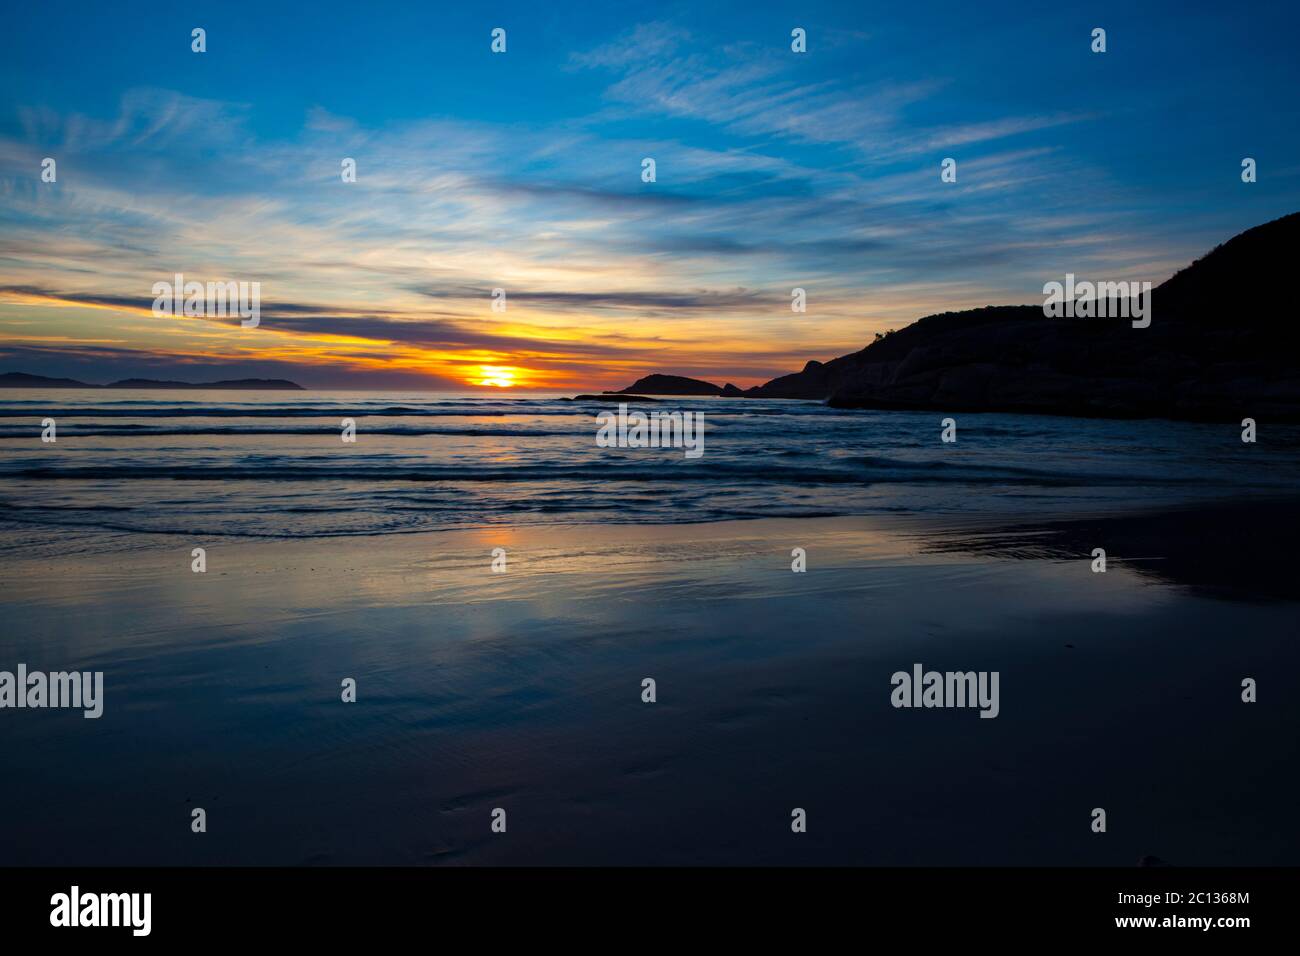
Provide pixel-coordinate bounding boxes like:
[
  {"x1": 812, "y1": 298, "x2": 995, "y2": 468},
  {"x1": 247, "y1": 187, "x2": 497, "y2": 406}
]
[{"x1": 474, "y1": 365, "x2": 520, "y2": 388}]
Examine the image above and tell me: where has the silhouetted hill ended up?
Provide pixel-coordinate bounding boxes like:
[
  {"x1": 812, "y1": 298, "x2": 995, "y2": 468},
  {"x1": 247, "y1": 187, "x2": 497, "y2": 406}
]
[
  {"x1": 0, "y1": 372, "x2": 92, "y2": 388},
  {"x1": 606, "y1": 374, "x2": 721, "y2": 395},
  {"x1": 746, "y1": 211, "x2": 1300, "y2": 421},
  {"x1": 105, "y1": 378, "x2": 303, "y2": 390},
  {"x1": 0, "y1": 372, "x2": 304, "y2": 390},
  {"x1": 1154, "y1": 211, "x2": 1298, "y2": 323}
]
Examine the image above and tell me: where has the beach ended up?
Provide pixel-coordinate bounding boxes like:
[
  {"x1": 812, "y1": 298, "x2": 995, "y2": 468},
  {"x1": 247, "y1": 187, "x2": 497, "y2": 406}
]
[
  {"x1": 5, "y1": 5, "x2": 1300, "y2": 933},
  {"x1": 3, "y1": 504, "x2": 1296, "y2": 866}
]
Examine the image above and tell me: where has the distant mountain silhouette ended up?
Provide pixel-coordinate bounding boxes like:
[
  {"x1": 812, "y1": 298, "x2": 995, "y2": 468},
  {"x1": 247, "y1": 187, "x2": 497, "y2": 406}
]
[
  {"x1": 605, "y1": 374, "x2": 724, "y2": 395},
  {"x1": 105, "y1": 378, "x2": 303, "y2": 390},
  {"x1": 744, "y1": 211, "x2": 1300, "y2": 421},
  {"x1": 567, "y1": 393, "x2": 660, "y2": 403},
  {"x1": 0, "y1": 372, "x2": 91, "y2": 388},
  {"x1": 0, "y1": 372, "x2": 303, "y2": 390}
]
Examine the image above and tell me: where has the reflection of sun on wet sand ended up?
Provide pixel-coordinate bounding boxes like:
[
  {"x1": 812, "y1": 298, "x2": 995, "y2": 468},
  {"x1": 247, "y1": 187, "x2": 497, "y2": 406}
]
[{"x1": 2, "y1": 503, "x2": 1298, "y2": 865}]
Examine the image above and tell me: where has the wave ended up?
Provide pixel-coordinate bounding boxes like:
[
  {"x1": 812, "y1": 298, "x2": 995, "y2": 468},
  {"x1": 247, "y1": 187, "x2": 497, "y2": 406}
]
[
  {"x1": 0, "y1": 398, "x2": 839, "y2": 419},
  {"x1": 4, "y1": 395, "x2": 1297, "y2": 545},
  {"x1": 0, "y1": 402, "x2": 746, "y2": 419},
  {"x1": 0, "y1": 406, "x2": 524, "y2": 418},
  {"x1": 0, "y1": 458, "x2": 1204, "y2": 487},
  {"x1": 0, "y1": 425, "x2": 579, "y2": 437}
]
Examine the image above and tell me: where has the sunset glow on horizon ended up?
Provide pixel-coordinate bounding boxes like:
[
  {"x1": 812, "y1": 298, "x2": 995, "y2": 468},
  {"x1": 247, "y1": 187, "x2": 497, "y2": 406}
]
[
  {"x1": 474, "y1": 365, "x2": 521, "y2": 388},
  {"x1": 3, "y1": 3, "x2": 1297, "y2": 391}
]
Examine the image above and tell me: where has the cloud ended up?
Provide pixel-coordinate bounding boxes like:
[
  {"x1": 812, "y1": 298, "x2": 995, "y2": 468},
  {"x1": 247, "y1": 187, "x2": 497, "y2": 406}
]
[
  {"x1": 567, "y1": 21, "x2": 692, "y2": 70},
  {"x1": 569, "y1": 23, "x2": 1094, "y2": 162},
  {"x1": 0, "y1": 26, "x2": 1231, "y2": 389},
  {"x1": 413, "y1": 286, "x2": 771, "y2": 311}
]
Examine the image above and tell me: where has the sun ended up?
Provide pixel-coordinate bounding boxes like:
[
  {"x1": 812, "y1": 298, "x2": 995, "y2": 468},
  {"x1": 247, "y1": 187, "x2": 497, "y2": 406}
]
[{"x1": 474, "y1": 365, "x2": 519, "y2": 388}]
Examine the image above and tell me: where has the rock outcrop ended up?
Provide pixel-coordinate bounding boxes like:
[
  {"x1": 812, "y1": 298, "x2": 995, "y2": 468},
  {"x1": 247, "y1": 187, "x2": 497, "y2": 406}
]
[
  {"x1": 605, "y1": 374, "x2": 722, "y2": 395},
  {"x1": 746, "y1": 211, "x2": 1300, "y2": 422}
]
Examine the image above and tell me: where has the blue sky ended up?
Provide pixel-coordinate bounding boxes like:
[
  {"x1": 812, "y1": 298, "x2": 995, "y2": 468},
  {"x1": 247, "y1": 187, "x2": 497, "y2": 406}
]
[{"x1": 1, "y1": 0, "x2": 1298, "y2": 388}]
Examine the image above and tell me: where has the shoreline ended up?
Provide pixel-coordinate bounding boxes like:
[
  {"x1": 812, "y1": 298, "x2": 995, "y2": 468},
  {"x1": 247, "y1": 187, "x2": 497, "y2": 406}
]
[{"x1": 2, "y1": 499, "x2": 1297, "y2": 864}]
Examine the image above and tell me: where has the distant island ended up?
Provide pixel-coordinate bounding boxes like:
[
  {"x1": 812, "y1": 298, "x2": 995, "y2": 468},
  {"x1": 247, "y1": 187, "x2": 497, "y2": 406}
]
[
  {"x1": 0, "y1": 372, "x2": 304, "y2": 390},
  {"x1": 609, "y1": 211, "x2": 1300, "y2": 423},
  {"x1": 567, "y1": 393, "x2": 660, "y2": 403},
  {"x1": 604, "y1": 374, "x2": 745, "y2": 396}
]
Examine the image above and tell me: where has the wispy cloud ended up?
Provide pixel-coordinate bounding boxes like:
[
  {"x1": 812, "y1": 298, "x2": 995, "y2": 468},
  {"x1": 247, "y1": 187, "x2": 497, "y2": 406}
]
[{"x1": 4, "y1": 7, "x2": 1294, "y2": 389}]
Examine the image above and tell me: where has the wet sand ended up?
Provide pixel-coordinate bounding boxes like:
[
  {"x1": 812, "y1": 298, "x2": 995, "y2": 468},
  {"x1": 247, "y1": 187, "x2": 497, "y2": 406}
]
[{"x1": 1, "y1": 506, "x2": 1297, "y2": 865}]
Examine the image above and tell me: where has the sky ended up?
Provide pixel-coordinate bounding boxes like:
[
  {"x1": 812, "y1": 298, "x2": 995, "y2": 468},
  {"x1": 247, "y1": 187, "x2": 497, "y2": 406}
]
[{"x1": 1, "y1": 0, "x2": 1298, "y2": 390}]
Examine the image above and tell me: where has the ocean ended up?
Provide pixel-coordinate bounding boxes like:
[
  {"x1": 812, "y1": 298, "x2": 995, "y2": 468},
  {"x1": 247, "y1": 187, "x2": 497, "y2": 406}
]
[
  {"x1": 3, "y1": 389, "x2": 1299, "y2": 865},
  {"x1": 2, "y1": 388, "x2": 1297, "y2": 549}
]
